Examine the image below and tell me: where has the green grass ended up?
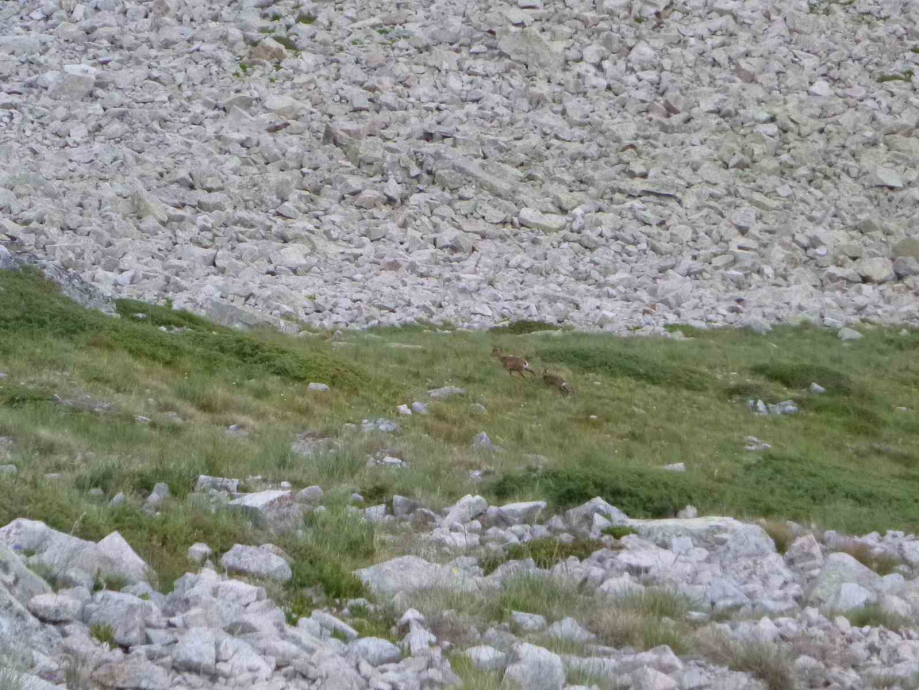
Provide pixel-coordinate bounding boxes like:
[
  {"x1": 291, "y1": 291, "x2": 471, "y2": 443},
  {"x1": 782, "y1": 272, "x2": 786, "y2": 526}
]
[
  {"x1": 480, "y1": 537, "x2": 609, "y2": 575},
  {"x1": 90, "y1": 624, "x2": 115, "y2": 648},
  {"x1": 1, "y1": 267, "x2": 918, "y2": 597},
  {"x1": 488, "y1": 320, "x2": 559, "y2": 335},
  {"x1": 837, "y1": 603, "x2": 911, "y2": 631}
]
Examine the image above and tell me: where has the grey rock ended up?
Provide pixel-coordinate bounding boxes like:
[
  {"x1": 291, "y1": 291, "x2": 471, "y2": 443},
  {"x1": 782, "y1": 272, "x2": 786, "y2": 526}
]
[
  {"x1": 504, "y1": 643, "x2": 565, "y2": 690},
  {"x1": 312, "y1": 610, "x2": 359, "y2": 640},
  {"x1": 565, "y1": 497, "x2": 629, "y2": 537},
  {"x1": 194, "y1": 475, "x2": 240, "y2": 493},
  {"x1": 632, "y1": 666, "x2": 679, "y2": 690},
  {"x1": 219, "y1": 544, "x2": 292, "y2": 582},
  {"x1": 187, "y1": 543, "x2": 212, "y2": 565},
  {"x1": 355, "y1": 556, "x2": 477, "y2": 597},
  {"x1": 85, "y1": 591, "x2": 157, "y2": 647},
  {"x1": 444, "y1": 495, "x2": 489, "y2": 527},
  {"x1": 838, "y1": 327, "x2": 864, "y2": 341},
  {"x1": 145, "y1": 482, "x2": 170, "y2": 508},
  {"x1": 91, "y1": 658, "x2": 170, "y2": 690},
  {"x1": 471, "y1": 431, "x2": 502, "y2": 451},
  {"x1": 392, "y1": 495, "x2": 421, "y2": 518},
  {"x1": 228, "y1": 490, "x2": 301, "y2": 532},
  {"x1": 308, "y1": 382, "x2": 330, "y2": 392},
  {"x1": 785, "y1": 534, "x2": 824, "y2": 571},
  {"x1": 428, "y1": 386, "x2": 467, "y2": 399},
  {"x1": 173, "y1": 627, "x2": 217, "y2": 675},
  {"x1": 497, "y1": 501, "x2": 546, "y2": 525},
  {"x1": 465, "y1": 645, "x2": 508, "y2": 671},
  {"x1": 808, "y1": 553, "x2": 881, "y2": 607},
  {"x1": 296, "y1": 485, "x2": 324, "y2": 506},
  {"x1": 509, "y1": 611, "x2": 547, "y2": 632},
  {"x1": 27, "y1": 593, "x2": 83, "y2": 623},
  {"x1": 547, "y1": 617, "x2": 596, "y2": 643},
  {"x1": 362, "y1": 418, "x2": 400, "y2": 433},
  {"x1": 347, "y1": 637, "x2": 401, "y2": 665},
  {"x1": 828, "y1": 583, "x2": 876, "y2": 612}
]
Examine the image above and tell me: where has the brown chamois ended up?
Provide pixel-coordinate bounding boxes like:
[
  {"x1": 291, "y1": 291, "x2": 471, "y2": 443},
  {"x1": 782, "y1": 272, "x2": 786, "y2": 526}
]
[
  {"x1": 542, "y1": 368, "x2": 575, "y2": 396},
  {"x1": 491, "y1": 347, "x2": 536, "y2": 378}
]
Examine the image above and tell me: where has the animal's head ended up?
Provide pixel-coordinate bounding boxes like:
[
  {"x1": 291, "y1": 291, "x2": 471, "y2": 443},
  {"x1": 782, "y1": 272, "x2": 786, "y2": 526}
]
[{"x1": 491, "y1": 347, "x2": 502, "y2": 358}]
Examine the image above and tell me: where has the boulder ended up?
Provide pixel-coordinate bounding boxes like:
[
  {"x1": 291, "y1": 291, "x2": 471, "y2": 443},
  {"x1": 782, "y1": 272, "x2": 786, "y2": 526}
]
[
  {"x1": 219, "y1": 545, "x2": 292, "y2": 582},
  {"x1": 347, "y1": 637, "x2": 402, "y2": 666},
  {"x1": 504, "y1": 643, "x2": 565, "y2": 690},
  {"x1": 91, "y1": 658, "x2": 171, "y2": 690},
  {"x1": 465, "y1": 645, "x2": 508, "y2": 671},
  {"x1": 807, "y1": 553, "x2": 881, "y2": 607},
  {"x1": 173, "y1": 627, "x2": 217, "y2": 675},
  {"x1": 354, "y1": 556, "x2": 479, "y2": 597}
]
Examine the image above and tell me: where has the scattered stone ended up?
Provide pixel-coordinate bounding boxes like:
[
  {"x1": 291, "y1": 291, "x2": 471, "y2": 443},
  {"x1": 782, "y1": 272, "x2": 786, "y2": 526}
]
[
  {"x1": 465, "y1": 645, "x2": 508, "y2": 671},
  {"x1": 744, "y1": 437, "x2": 771, "y2": 452},
  {"x1": 662, "y1": 463, "x2": 686, "y2": 472},
  {"x1": 838, "y1": 327, "x2": 864, "y2": 341},
  {"x1": 504, "y1": 643, "x2": 565, "y2": 690},
  {"x1": 307, "y1": 383, "x2": 330, "y2": 392},
  {"x1": 809, "y1": 383, "x2": 826, "y2": 395},
  {"x1": 471, "y1": 432, "x2": 502, "y2": 452},
  {"x1": 145, "y1": 482, "x2": 171, "y2": 508},
  {"x1": 295, "y1": 486, "x2": 323, "y2": 506},
  {"x1": 411, "y1": 402, "x2": 430, "y2": 415},
  {"x1": 397, "y1": 404, "x2": 413, "y2": 416},
  {"x1": 348, "y1": 637, "x2": 402, "y2": 666},
  {"x1": 510, "y1": 611, "x2": 548, "y2": 632},
  {"x1": 362, "y1": 418, "x2": 400, "y2": 433},
  {"x1": 428, "y1": 387, "x2": 466, "y2": 399},
  {"x1": 187, "y1": 543, "x2": 212, "y2": 565}
]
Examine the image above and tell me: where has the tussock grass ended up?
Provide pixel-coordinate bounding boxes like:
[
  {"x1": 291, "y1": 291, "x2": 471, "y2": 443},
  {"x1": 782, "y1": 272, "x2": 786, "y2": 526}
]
[
  {"x1": 590, "y1": 589, "x2": 694, "y2": 653},
  {"x1": 835, "y1": 603, "x2": 912, "y2": 631},
  {"x1": 835, "y1": 541, "x2": 904, "y2": 575},
  {"x1": 90, "y1": 624, "x2": 115, "y2": 648},
  {"x1": 757, "y1": 520, "x2": 797, "y2": 555},
  {"x1": 447, "y1": 654, "x2": 504, "y2": 690},
  {"x1": 407, "y1": 574, "x2": 592, "y2": 645},
  {"x1": 696, "y1": 632, "x2": 798, "y2": 690}
]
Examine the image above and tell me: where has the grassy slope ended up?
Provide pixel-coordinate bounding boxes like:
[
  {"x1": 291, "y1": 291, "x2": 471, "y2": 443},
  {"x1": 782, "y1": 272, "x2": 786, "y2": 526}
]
[{"x1": 1, "y1": 266, "x2": 919, "y2": 595}]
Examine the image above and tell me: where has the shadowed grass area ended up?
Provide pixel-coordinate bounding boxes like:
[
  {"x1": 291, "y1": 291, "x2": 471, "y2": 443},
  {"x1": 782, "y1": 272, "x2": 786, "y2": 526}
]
[{"x1": 0, "y1": 266, "x2": 369, "y2": 391}]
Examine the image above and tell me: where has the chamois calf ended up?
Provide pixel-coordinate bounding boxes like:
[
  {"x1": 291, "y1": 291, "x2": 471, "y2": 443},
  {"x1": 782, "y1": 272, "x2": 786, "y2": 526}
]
[{"x1": 543, "y1": 369, "x2": 575, "y2": 396}]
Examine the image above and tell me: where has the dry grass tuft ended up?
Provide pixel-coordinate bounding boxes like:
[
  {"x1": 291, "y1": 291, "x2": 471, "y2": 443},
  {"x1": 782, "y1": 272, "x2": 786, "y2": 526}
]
[
  {"x1": 757, "y1": 519, "x2": 797, "y2": 555},
  {"x1": 696, "y1": 632, "x2": 798, "y2": 690},
  {"x1": 835, "y1": 541, "x2": 903, "y2": 575}
]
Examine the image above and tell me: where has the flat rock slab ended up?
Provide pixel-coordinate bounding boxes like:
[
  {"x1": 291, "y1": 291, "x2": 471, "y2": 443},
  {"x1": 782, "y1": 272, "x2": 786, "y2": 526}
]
[
  {"x1": 219, "y1": 544, "x2": 292, "y2": 582},
  {"x1": 354, "y1": 555, "x2": 480, "y2": 597}
]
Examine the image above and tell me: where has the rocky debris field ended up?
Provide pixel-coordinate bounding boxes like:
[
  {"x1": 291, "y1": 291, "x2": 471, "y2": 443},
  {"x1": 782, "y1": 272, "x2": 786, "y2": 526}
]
[
  {"x1": 0, "y1": 0, "x2": 918, "y2": 334},
  {"x1": 4, "y1": 487, "x2": 919, "y2": 690}
]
